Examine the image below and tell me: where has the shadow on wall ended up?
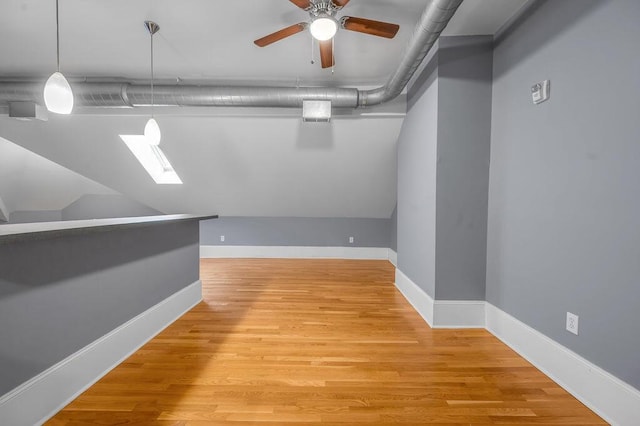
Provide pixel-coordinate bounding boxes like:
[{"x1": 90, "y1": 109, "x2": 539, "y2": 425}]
[
  {"x1": 296, "y1": 121, "x2": 334, "y2": 150},
  {"x1": 493, "y1": 0, "x2": 604, "y2": 78},
  {"x1": 0, "y1": 222, "x2": 195, "y2": 300},
  {"x1": 437, "y1": 36, "x2": 493, "y2": 82}
]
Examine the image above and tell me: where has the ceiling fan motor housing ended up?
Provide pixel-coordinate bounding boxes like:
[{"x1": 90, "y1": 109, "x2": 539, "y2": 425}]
[{"x1": 310, "y1": 0, "x2": 340, "y2": 18}]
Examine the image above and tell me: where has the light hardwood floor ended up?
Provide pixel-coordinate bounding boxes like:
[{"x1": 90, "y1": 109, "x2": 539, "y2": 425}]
[{"x1": 47, "y1": 259, "x2": 606, "y2": 425}]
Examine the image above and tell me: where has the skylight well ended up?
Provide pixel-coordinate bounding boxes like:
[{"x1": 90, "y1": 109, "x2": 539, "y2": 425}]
[{"x1": 120, "y1": 135, "x2": 182, "y2": 184}]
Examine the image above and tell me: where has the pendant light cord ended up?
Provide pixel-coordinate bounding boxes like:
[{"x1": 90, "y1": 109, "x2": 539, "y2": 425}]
[
  {"x1": 150, "y1": 30, "x2": 154, "y2": 118},
  {"x1": 56, "y1": 0, "x2": 60, "y2": 71}
]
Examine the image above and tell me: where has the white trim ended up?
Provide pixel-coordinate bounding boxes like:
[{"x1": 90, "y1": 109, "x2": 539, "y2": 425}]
[
  {"x1": 393, "y1": 268, "x2": 485, "y2": 328},
  {"x1": 433, "y1": 300, "x2": 485, "y2": 328},
  {"x1": 0, "y1": 194, "x2": 8, "y2": 222},
  {"x1": 394, "y1": 268, "x2": 434, "y2": 327},
  {"x1": 387, "y1": 248, "x2": 397, "y2": 267},
  {"x1": 200, "y1": 245, "x2": 389, "y2": 260},
  {"x1": 486, "y1": 303, "x2": 640, "y2": 426},
  {"x1": 0, "y1": 280, "x2": 202, "y2": 426},
  {"x1": 0, "y1": 214, "x2": 215, "y2": 239},
  {"x1": 394, "y1": 270, "x2": 640, "y2": 422}
]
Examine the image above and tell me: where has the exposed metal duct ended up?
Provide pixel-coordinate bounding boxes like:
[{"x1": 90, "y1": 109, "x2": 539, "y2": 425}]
[
  {"x1": 0, "y1": 0, "x2": 462, "y2": 110},
  {"x1": 360, "y1": 0, "x2": 463, "y2": 106}
]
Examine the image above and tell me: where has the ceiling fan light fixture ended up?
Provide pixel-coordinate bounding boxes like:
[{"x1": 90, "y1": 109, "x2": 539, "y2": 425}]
[{"x1": 310, "y1": 16, "x2": 337, "y2": 41}]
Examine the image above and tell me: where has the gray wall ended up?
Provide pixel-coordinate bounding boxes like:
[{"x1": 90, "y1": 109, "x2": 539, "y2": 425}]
[
  {"x1": 200, "y1": 216, "x2": 391, "y2": 248},
  {"x1": 0, "y1": 220, "x2": 200, "y2": 395},
  {"x1": 389, "y1": 205, "x2": 397, "y2": 252},
  {"x1": 397, "y1": 50, "x2": 439, "y2": 297},
  {"x1": 487, "y1": 0, "x2": 640, "y2": 389},
  {"x1": 397, "y1": 37, "x2": 492, "y2": 300},
  {"x1": 61, "y1": 194, "x2": 161, "y2": 220},
  {"x1": 435, "y1": 36, "x2": 492, "y2": 300}
]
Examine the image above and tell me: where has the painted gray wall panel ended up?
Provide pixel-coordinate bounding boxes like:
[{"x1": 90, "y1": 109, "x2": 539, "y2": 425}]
[
  {"x1": 0, "y1": 220, "x2": 199, "y2": 395},
  {"x1": 487, "y1": 0, "x2": 640, "y2": 389},
  {"x1": 9, "y1": 210, "x2": 62, "y2": 223},
  {"x1": 62, "y1": 194, "x2": 161, "y2": 220},
  {"x1": 200, "y1": 217, "x2": 390, "y2": 248},
  {"x1": 435, "y1": 36, "x2": 492, "y2": 300},
  {"x1": 396, "y1": 53, "x2": 439, "y2": 297},
  {"x1": 389, "y1": 205, "x2": 397, "y2": 252}
]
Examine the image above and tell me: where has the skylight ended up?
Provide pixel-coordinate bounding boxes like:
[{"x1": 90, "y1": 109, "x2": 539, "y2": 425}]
[{"x1": 119, "y1": 135, "x2": 182, "y2": 184}]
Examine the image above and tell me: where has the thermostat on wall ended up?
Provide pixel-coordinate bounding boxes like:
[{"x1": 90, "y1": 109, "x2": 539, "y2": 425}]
[{"x1": 531, "y1": 80, "x2": 550, "y2": 105}]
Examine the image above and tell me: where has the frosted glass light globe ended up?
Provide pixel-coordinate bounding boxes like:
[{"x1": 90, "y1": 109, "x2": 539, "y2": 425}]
[
  {"x1": 144, "y1": 118, "x2": 161, "y2": 146},
  {"x1": 44, "y1": 71, "x2": 74, "y2": 114},
  {"x1": 310, "y1": 17, "x2": 337, "y2": 41}
]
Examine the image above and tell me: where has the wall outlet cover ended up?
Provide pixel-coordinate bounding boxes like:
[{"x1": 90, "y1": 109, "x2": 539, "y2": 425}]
[{"x1": 566, "y1": 312, "x2": 579, "y2": 335}]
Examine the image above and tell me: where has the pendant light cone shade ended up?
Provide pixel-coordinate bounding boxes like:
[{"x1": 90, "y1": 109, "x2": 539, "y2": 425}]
[
  {"x1": 310, "y1": 16, "x2": 337, "y2": 41},
  {"x1": 44, "y1": 71, "x2": 74, "y2": 114},
  {"x1": 144, "y1": 117, "x2": 161, "y2": 145}
]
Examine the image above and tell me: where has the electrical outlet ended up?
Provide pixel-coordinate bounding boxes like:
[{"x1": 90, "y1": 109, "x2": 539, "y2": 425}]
[
  {"x1": 349, "y1": 236, "x2": 354, "y2": 244},
  {"x1": 220, "y1": 235, "x2": 225, "y2": 242},
  {"x1": 566, "y1": 312, "x2": 579, "y2": 335}
]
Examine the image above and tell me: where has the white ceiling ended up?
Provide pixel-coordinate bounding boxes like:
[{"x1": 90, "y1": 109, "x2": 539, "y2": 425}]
[
  {"x1": 0, "y1": 0, "x2": 529, "y2": 85},
  {"x1": 0, "y1": 0, "x2": 529, "y2": 219}
]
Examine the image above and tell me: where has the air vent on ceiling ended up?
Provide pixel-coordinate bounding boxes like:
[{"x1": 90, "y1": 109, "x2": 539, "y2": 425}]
[{"x1": 302, "y1": 100, "x2": 331, "y2": 122}]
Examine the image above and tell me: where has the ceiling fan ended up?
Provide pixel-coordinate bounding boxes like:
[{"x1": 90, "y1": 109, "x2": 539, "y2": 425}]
[{"x1": 254, "y1": 0, "x2": 400, "y2": 69}]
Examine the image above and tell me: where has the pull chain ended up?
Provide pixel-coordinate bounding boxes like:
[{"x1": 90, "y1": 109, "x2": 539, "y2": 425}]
[
  {"x1": 331, "y1": 36, "x2": 335, "y2": 75},
  {"x1": 310, "y1": 35, "x2": 315, "y2": 65}
]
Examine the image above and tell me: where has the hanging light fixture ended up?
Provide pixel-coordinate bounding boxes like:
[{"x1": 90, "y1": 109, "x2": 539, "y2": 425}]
[
  {"x1": 144, "y1": 21, "x2": 161, "y2": 146},
  {"x1": 44, "y1": 0, "x2": 74, "y2": 114}
]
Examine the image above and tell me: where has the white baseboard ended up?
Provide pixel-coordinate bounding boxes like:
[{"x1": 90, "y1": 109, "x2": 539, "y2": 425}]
[
  {"x1": 388, "y1": 249, "x2": 397, "y2": 267},
  {"x1": 486, "y1": 303, "x2": 640, "y2": 426},
  {"x1": 0, "y1": 280, "x2": 202, "y2": 426},
  {"x1": 433, "y1": 300, "x2": 486, "y2": 328},
  {"x1": 394, "y1": 268, "x2": 484, "y2": 328},
  {"x1": 395, "y1": 268, "x2": 640, "y2": 423},
  {"x1": 200, "y1": 245, "x2": 389, "y2": 260},
  {"x1": 394, "y1": 268, "x2": 434, "y2": 326}
]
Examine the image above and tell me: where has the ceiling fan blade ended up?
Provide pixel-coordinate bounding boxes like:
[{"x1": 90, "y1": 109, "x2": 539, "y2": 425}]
[
  {"x1": 319, "y1": 40, "x2": 334, "y2": 69},
  {"x1": 341, "y1": 16, "x2": 400, "y2": 39},
  {"x1": 254, "y1": 23, "x2": 306, "y2": 47},
  {"x1": 331, "y1": 0, "x2": 350, "y2": 8},
  {"x1": 289, "y1": 0, "x2": 312, "y2": 10}
]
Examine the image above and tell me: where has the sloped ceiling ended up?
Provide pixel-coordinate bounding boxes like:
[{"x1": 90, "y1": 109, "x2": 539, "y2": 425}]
[
  {"x1": 0, "y1": 0, "x2": 530, "y2": 219},
  {"x1": 0, "y1": 136, "x2": 115, "y2": 213},
  {"x1": 0, "y1": 113, "x2": 402, "y2": 217}
]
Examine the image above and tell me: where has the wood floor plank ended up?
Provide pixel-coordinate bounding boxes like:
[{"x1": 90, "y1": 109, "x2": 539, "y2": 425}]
[{"x1": 47, "y1": 259, "x2": 606, "y2": 424}]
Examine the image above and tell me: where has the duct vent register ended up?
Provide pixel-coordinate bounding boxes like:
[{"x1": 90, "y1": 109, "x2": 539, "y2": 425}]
[{"x1": 303, "y1": 100, "x2": 332, "y2": 122}]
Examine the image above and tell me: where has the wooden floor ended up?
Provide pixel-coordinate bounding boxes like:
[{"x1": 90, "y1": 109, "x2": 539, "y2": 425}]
[{"x1": 48, "y1": 259, "x2": 605, "y2": 425}]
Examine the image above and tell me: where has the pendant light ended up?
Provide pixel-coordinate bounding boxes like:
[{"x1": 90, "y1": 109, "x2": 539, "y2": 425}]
[
  {"x1": 44, "y1": 0, "x2": 74, "y2": 114},
  {"x1": 144, "y1": 21, "x2": 161, "y2": 146}
]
